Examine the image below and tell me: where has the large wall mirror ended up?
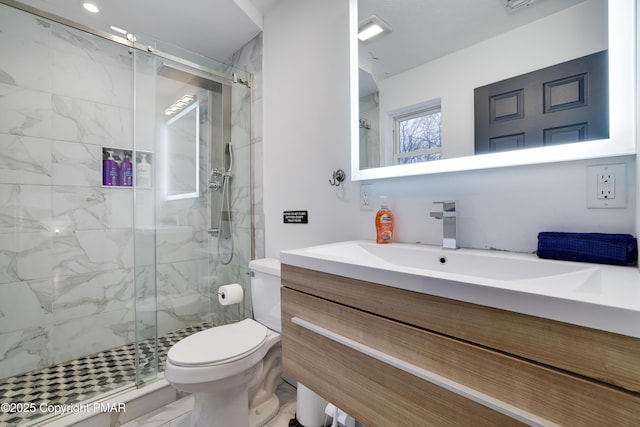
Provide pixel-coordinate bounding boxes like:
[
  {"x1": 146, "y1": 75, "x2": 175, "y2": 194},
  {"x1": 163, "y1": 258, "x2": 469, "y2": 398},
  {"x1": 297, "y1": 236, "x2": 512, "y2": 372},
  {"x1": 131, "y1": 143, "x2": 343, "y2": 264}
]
[{"x1": 350, "y1": 0, "x2": 636, "y2": 180}]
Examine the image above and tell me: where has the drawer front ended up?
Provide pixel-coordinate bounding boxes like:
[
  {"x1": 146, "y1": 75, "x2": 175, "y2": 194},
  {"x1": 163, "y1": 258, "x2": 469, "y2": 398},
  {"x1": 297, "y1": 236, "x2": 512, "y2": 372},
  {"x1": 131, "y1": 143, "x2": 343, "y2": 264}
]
[
  {"x1": 282, "y1": 287, "x2": 640, "y2": 427},
  {"x1": 282, "y1": 264, "x2": 640, "y2": 393}
]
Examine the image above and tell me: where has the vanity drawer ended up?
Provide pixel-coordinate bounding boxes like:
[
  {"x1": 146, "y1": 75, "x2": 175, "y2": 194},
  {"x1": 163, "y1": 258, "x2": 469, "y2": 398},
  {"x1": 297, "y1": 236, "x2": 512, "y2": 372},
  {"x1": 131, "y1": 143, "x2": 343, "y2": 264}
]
[
  {"x1": 281, "y1": 264, "x2": 640, "y2": 393},
  {"x1": 282, "y1": 287, "x2": 640, "y2": 427}
]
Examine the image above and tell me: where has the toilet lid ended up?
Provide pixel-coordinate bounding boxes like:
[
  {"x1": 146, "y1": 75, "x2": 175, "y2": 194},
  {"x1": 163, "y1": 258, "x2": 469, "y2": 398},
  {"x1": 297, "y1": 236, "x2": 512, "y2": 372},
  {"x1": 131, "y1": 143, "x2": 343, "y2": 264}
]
[{"x1": 167, "y1": 319, "x2": 268, "y2": 366}]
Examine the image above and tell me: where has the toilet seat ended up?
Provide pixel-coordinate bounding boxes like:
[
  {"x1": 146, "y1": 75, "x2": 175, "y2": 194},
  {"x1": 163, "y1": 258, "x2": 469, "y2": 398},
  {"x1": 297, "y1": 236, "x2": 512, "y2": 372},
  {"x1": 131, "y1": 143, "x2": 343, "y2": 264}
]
[{"x1": 167, "y1": 319, "x2": 268, "y2": 367}]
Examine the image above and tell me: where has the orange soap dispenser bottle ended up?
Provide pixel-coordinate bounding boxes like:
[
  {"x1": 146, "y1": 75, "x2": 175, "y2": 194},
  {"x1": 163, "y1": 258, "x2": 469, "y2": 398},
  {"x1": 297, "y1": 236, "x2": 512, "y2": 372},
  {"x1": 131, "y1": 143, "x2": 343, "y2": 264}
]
[{"x1": 376, "y1": 196, "x2": 394, "y2": 244}]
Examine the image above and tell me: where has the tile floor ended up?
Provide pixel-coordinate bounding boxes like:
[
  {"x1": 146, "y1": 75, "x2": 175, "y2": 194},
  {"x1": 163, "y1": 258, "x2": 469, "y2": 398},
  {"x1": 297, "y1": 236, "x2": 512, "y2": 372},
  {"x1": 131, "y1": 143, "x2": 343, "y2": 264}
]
[
  {"x1": 0, "y1": 323, "x2": 212, "y2": 426},
  {"x1": 121, "y1": 380, "x2": 299, "y2": 427}
]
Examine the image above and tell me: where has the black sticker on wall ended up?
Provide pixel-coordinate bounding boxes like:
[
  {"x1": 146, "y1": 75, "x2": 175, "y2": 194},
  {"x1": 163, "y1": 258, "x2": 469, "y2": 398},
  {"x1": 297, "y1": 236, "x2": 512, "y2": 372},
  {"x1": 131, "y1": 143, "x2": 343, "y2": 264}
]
[{"x1": 283, "y1": 211, "x2": 308, "y2": 224}]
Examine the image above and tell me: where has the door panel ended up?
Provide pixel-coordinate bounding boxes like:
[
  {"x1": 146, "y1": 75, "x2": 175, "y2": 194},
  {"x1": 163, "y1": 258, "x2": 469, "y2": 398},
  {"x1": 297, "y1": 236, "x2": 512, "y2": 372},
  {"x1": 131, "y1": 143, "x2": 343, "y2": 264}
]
[{"x1": 474, "y1": 50, "x2": 608, "y2": 154}]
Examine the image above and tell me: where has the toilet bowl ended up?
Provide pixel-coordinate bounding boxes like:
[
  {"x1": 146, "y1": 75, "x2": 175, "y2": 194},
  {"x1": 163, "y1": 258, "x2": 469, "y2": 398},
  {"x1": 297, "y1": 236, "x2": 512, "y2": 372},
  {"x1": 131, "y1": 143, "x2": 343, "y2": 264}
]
[{"x1": 164, "y1": 259, "x2": 282, "y2": 427}]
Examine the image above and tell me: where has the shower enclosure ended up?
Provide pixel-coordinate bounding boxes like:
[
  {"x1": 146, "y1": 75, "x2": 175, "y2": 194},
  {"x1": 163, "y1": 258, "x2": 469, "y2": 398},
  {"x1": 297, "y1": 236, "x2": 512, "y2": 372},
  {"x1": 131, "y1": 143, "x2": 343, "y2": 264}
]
[{"x1": 0, "y1": 2, "x2": 254, "y2": 425}]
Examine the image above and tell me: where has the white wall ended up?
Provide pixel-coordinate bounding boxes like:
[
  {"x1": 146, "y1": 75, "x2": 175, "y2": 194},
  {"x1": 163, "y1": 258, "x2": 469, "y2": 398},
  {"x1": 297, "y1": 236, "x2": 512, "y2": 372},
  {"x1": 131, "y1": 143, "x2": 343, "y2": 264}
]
[
  {"x1": 263, "y1": 0, "x2": 637, "y2": 258},
  {"x1": 353, "y1": 156, "x2": 636, "y2": 253},
  {"x1": 263, "y1": 0, "x2": 359, "y2": 257}
]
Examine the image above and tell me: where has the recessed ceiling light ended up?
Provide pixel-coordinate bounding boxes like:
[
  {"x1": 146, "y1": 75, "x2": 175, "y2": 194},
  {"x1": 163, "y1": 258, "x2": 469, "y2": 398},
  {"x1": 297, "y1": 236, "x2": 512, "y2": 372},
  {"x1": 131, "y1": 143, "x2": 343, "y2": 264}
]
[
  {"x1": 358, "y1": 23, "x2": 384, "y2": 41},
  {"x1": 358, "y1": 16, "x2": 392, "y2": 42},
  {"x1": 82, "y1": 3, "x2": 99, "y2": 13}
]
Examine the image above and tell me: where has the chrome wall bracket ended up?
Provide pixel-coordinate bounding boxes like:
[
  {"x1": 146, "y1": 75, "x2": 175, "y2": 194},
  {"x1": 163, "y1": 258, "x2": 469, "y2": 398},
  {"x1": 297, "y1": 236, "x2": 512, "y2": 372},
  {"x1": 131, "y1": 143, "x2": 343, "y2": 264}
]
[{"x1": 329, "y1": 169, "x2": 346, "y2": 186}]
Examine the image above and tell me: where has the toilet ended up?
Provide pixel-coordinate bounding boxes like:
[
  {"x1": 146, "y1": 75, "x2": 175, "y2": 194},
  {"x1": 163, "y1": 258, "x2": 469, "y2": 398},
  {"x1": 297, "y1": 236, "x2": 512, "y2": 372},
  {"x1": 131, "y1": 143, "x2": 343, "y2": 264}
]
[{"x1": 164, "y1": 258, "x2": 283, "y2": 427}]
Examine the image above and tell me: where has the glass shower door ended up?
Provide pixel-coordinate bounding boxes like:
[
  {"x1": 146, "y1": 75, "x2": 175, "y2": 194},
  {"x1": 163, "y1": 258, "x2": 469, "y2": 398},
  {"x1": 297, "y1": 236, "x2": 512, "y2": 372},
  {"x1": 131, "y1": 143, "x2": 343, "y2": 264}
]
[
  {"x1": 133, "y1": 49, "x2": 234, "y2": 384},
  {"x1": 132, "y1": 49, "x2": 159, "y2": 385}
]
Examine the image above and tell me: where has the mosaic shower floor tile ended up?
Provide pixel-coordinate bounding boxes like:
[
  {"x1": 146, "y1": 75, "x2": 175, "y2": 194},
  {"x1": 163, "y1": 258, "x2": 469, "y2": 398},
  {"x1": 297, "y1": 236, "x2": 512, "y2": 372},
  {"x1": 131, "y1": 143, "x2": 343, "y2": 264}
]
[{"x1": 0, "y1": 322, "x2": 212, "y2": 426}]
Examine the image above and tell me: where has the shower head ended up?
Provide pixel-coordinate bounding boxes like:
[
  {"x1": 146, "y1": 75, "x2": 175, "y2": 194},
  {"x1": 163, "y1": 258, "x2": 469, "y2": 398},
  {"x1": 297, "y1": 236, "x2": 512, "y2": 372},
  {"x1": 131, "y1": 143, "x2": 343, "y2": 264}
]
[{"x1": 225, "y1": 143, "x2": 234, "y2": 175}]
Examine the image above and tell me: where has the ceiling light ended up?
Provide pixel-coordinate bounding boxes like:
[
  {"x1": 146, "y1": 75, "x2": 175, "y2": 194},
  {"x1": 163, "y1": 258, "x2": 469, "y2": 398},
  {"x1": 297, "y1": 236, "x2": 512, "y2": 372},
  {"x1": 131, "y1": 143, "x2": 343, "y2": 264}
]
[
  {"x1": 110, "y1": 25, "x2": 127, "y2": 35},
  {"x1": 359, "y1": 24, "x2": 383, "y2": 41},
  {"x1": 358, "y1": 16, "x2": 392, "y2": 42},
  {"x1": 82, "y1": 3, "x2": 100, "y2": 13},
  {"x1": 504, "y1": 0, "x2": 538, "y2": 11},
  {"x1": 164, "y1": 94, "x2": 195, "y2": 116}
]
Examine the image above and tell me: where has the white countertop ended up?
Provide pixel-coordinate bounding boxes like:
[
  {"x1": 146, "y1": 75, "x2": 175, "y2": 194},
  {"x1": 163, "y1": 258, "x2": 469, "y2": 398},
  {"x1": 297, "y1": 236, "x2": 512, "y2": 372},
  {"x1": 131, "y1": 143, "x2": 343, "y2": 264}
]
[{"x1": 280, "y1": 240, "x2": 640, "y2": 338}]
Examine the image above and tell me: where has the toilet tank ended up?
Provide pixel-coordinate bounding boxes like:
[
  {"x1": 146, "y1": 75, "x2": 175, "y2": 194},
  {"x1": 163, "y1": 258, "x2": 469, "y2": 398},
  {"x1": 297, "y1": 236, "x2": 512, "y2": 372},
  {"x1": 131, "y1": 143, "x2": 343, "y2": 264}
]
[{"x1": 249, "y1": 258, "x2": 281, "y2": 332}]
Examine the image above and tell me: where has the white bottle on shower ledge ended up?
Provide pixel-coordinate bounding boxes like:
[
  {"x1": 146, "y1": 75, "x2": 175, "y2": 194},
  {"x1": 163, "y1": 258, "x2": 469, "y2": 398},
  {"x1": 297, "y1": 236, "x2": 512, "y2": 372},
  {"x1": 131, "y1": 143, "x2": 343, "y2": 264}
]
[{"x1": 136, "y1": 153, "x2": 151, "y2": 188}]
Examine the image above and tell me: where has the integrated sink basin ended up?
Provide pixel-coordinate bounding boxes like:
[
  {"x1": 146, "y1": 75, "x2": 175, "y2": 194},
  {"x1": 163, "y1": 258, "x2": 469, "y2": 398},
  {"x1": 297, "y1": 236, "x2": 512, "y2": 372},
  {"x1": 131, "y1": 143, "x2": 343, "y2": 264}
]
[
  {"x1": 299, "y1": 240, "x2": 597, "y2": 282},
  {"x1": 280, "y1": 240, "x2": 640, "y2": 338}
]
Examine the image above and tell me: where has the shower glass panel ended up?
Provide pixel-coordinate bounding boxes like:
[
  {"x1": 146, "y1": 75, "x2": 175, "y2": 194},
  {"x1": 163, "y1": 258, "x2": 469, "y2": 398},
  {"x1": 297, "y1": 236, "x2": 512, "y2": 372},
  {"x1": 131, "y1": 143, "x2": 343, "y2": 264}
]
[
  {"x1": 0, "y1": 1, "x2": 254, "y2": 425},
  {"x1": 134, "y1": 35, "x2": 257, "y2": 329},
  {"x1": 133, "y1": 50, "x2": 223, "y2": 385},
  {"x1": 132, "y1": 44, "x2": 254, "y2": 383},
  {"x1": 0, "y1": 4, "x2": 138, "y2": 425}
]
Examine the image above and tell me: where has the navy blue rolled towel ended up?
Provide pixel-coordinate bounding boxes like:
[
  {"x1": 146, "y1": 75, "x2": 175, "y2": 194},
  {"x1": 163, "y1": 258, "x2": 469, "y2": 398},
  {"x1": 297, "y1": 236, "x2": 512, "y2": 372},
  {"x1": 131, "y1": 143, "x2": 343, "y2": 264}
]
[{"x1": 537, "y1": 232, "x2": 638, "y2": 266}]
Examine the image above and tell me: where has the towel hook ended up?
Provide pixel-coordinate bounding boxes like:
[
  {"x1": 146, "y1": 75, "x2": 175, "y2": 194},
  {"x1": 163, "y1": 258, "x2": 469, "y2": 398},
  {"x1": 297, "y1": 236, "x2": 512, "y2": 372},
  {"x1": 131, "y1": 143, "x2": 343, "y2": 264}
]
[{"x1": 329, "y1": 169, "x2": 346, "y2": 186}]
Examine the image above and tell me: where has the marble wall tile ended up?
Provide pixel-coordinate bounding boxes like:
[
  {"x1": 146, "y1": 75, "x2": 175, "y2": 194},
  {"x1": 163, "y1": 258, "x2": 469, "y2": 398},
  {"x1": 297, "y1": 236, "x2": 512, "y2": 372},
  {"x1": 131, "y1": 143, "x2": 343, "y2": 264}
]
[
  {"x1": 0, "y1": 184, "x2": 52, "y2": 233},
  {"x1": 51, "y1": 95, "x2": 133, "y2": 147},
  {"x1": 155, "y1": 226, "x2": 207, "y2": 264},
  {"x1": 156, "y1": 311, "x2": 194, "y2": 336},
  {"x1": 52, "y1": 186, "x2": 133, "y2": 231},
  {"x1": 0, "y1": 135, "x2": 52, "y2": 185},
  {"x1": 156, "y1": 258, "x2": 209, "y2": 298},
  {"x1": 0, "y1": 232, "x2": 53, "y2": 284},
  {"x1": 136, "y1": 309, "x2": 158, "y2": 342},
  {"x1": 155, "y1": 258, "x2": 213, "y2": 334},
  {"x1": 157, "y1": 198, "x2": 208, "y2": 231},
  {"x1": 0, "y1": 5, "x2": 52, "y2": 92},
  {"x1": 229, "y1": 182, "x2": 252, "y2": 229},
  {"x1": 134, "y1": 229, "x2": 157, "y2": 268},
  {"x1": 0, "y1": 326, "x2": 53, "y2": 379},
  {"x1": 52, "y1": 24, "x2": 132, "y2": 70},
  {"x1": 52, "y1": 229, "x2": 134, "y2": 277},
  {"x1": 134, "y1": 191, "x2": 156, "y2": 230},
  {"x1": 228, "y1": 33, "x2": 264, "y2": 260},
  {"x1": 156, "y1": 292, "x2": 210, "y2": 329},
  {"x1": 0, "y1": 279, "x2": 52, "y2": 333},
  {"x1": 52, "y1": 26, "x2": 132, "y2": 108},
  {"x1": 51, "y1": 141, "x2": 101, "y2": 187},
  {"x1": 134, "y1": 265, "x2": 160, "y2": 338},
  {"x1": 52, "y1": 307, "x2": 135, "y2": 364},
  {"x1": 52, "y1": 50, "x2": 132, "y2": 110},
  {"x1": 52, "y1": 268, "x2": 134, "y2": 324},
  {"x1": 135, "y1": 265, "x2": 156, "y2": 301},
  {"x1": 228, "y1": 143, "x2": 251, "y2": 190},
  {"x1": 0, "y1": 84, "x2": 53, "y2": 138}
]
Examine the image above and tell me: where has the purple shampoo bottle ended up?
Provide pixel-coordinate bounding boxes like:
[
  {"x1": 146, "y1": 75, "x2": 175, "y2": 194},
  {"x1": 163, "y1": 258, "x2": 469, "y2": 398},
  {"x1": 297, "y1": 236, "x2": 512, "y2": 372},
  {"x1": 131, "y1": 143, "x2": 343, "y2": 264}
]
[
  {"x1": 119, "y1": 152, "x2": 133, "y2": 186},
  {"x1": 103, "y1": 150, "x2": 119, "y2": 186}
]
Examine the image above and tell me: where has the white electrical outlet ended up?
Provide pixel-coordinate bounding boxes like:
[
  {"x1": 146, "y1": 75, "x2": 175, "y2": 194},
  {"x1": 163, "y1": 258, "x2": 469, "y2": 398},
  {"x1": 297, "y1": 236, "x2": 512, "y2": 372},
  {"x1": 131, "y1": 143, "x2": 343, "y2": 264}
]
[
  {"x1": 360, "y1": 184, "x2": 373, "y2": 211},
  {"x1": 587, "y1": 163, "x2": 626, "y2": 208},
  {"x1": 596, "y1": 172, "x2": 615, "y2": 199}
]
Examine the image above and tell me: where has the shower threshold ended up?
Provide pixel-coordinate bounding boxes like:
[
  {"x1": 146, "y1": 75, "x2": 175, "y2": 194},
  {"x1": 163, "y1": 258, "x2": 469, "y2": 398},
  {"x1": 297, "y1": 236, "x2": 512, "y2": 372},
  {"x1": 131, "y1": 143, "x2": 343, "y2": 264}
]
[{"x1": 0, "y1": 322, "x2": 212, "y2": 426}]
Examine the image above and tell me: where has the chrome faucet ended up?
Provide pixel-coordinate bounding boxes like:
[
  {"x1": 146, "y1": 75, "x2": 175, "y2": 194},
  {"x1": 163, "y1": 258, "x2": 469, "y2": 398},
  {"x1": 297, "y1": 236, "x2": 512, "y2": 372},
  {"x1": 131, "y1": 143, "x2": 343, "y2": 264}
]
[{"x1": 430, "y1": 201, "x2": 458, "y2": 249}]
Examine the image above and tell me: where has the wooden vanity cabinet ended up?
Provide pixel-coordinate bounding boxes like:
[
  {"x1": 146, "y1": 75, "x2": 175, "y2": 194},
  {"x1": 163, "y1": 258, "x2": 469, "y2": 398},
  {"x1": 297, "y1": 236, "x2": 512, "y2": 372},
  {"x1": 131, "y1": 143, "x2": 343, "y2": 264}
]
[{"x1": 281, "y1": 264, "x2": 640, "y2": 427}]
